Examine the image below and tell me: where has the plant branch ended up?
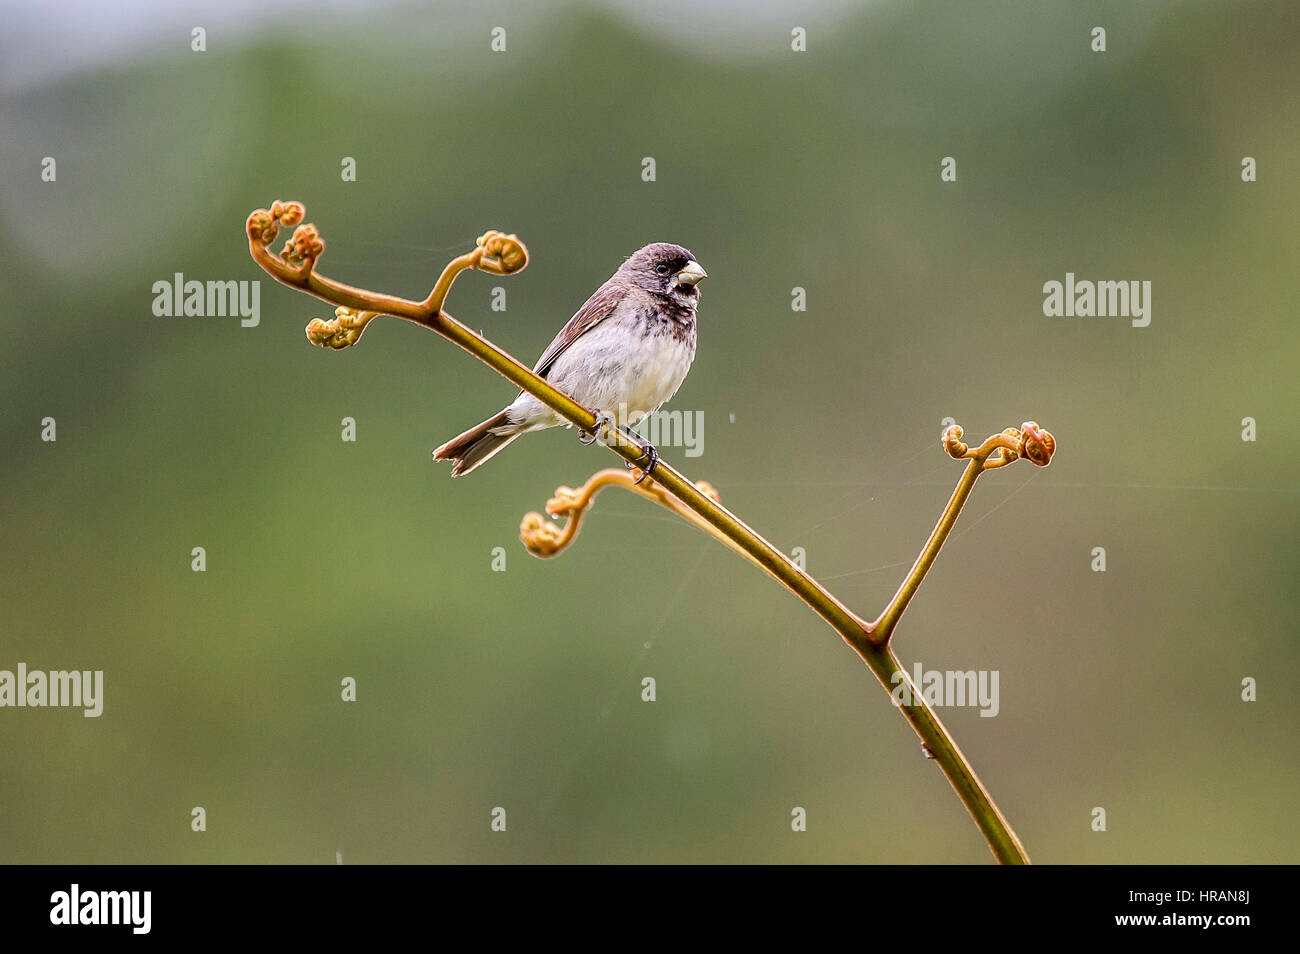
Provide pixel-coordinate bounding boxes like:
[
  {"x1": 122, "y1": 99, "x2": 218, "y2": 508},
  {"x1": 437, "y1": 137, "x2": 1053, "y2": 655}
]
[
  {"x1": 872, "y1": 422, "x2": 1054, "y2": 644},
  {"x1": 246, "y1": 202, "x2": 870, "y2": 646},
  {"x1": 245, "y1": 201, "x2": 1054, "y2": 864}
]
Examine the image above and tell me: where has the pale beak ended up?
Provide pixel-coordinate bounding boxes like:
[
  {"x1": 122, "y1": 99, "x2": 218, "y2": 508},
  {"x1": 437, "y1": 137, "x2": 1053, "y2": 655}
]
[{"x1": 675, "y1": 261, "x2": 708, "y2": 286}]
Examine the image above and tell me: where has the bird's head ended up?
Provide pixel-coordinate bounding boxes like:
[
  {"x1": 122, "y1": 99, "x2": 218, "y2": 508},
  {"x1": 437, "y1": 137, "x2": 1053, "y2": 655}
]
[{"x1": 621, "y1": 242, "x2": 707, "y2": 305}]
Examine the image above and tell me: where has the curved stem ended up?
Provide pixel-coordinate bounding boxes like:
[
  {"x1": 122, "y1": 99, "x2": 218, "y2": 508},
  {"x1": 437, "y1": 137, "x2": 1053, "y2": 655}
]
[
  {"x1": 525, "y1": 467, "x2": 1031, "y2": 863},
  {"x1": 246, "y1": 209, "x2": 1038, "y2": 864},
  {"x1": 250, "y1": 232, "x2": 872, "y2": 643}
]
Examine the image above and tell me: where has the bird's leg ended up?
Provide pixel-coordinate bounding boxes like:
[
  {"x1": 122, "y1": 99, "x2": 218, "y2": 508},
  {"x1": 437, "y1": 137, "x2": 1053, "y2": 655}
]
[
  {"x1": 579, "y1": 410, "x2": 612, "y2": 445},
  {"x1": 618, "y1": 425, "x2": 660, "y2": 485}
]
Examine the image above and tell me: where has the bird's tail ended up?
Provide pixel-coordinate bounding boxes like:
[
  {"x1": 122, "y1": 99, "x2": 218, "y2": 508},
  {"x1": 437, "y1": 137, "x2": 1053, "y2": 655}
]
[{"x1": 433, "y1": 410, "x2": 520, "y2": 477}]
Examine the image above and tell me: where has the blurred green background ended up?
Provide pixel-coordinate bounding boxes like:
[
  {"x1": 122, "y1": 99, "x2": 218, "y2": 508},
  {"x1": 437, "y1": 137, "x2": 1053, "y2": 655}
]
[{"x1": 2, "y1": 0, "x2": 1296, "y2": 863}]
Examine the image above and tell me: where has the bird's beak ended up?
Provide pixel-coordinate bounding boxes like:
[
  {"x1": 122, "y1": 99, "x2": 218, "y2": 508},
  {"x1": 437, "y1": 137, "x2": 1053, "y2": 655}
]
[{"x1": 675, "y1": 261, "x2": 708, "y2": 286}]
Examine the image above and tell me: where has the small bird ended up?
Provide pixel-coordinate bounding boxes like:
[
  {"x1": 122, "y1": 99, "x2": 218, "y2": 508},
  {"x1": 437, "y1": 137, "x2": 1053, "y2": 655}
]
[{"x1": 434, "y1": 243, "x2": 706, "y2": 479}]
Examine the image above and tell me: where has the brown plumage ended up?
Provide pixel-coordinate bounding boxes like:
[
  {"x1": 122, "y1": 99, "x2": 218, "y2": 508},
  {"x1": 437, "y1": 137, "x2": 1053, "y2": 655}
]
[
  {"x1": 434, "y1": 243, "x2": 706, "y2": 477},
  {"x1": 435, "y1": 410, "x2": 516, "y2": 477}
]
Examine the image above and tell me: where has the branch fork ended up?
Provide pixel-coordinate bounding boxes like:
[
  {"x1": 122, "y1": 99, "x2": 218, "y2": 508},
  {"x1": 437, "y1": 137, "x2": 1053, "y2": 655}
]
[{"x1": 245, "y1": 200, "x2": 1056, "y2": 864}]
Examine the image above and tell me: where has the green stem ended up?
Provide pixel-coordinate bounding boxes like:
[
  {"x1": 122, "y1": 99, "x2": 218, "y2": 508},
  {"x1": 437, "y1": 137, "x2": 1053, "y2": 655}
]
[
  {"x1": 873, "y1": 456, "x2": 985, "y2": 644},
  {"x1": 859, "y1": 645, "x2": 1029, "y2": 864},
  {"x1": 434, "y1": 317, "x2": 1030, "y2": 864},
  {"x1": 248, "y1": 224, "x2": 1032, "y2": 864}
]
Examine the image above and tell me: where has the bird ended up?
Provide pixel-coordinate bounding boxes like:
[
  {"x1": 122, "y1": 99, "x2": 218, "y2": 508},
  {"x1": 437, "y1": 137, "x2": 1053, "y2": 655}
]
[{"x1": 434, "y1": 243, "x2": 706, "y2": 480}]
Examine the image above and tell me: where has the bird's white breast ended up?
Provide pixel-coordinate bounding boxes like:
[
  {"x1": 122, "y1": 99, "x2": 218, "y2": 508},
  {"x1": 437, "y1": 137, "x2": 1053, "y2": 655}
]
[{"x1": 548, "y1": 298, "x2": 696, "y2": 427}]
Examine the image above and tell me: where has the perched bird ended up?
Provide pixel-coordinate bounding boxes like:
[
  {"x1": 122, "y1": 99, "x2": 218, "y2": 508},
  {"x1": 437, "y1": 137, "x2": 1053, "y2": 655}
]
[{"x1": 434, "y1": 243, "x2": 706, "y2": 479}]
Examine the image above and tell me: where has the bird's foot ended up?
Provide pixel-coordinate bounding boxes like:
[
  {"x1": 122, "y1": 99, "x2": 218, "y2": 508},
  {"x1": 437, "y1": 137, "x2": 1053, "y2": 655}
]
[
  {"x1": 579, "y1": 410, "x2": 612, "y2": 445},
  {"x1": 628, "y1": 442, "x2": 660, "y2": 485}
]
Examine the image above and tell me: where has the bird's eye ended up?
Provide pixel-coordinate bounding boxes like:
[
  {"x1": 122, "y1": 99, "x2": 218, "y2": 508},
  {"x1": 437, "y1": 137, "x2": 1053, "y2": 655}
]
[{"x1": 655, "y1": 264, "x2": 669, "y2": 275}]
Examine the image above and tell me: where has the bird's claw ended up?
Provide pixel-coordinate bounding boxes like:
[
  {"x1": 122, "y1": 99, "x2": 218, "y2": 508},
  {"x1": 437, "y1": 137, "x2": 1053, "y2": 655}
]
[
  {"x1": 579, "y1": 410, "x2": 612, "y2": 445},
  {"x1": 630, "y1": 443, "x2": 659, "y2": 485}
]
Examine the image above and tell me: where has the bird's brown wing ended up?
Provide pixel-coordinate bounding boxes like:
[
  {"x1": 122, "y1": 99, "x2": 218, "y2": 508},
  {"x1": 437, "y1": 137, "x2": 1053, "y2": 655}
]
[{"x1": 531, "y1": 278, "x2": 627, "y2": 379}]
